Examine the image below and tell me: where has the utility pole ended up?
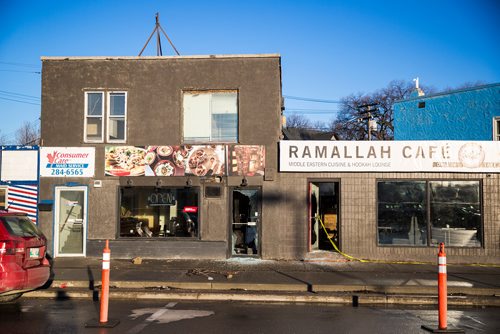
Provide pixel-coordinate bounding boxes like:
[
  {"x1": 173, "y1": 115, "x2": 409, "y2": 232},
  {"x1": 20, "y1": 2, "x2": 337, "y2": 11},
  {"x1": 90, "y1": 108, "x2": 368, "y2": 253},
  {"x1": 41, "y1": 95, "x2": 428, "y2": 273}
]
[{"x1": 357, "y1": 103, "x2": 379, "y2": 141}]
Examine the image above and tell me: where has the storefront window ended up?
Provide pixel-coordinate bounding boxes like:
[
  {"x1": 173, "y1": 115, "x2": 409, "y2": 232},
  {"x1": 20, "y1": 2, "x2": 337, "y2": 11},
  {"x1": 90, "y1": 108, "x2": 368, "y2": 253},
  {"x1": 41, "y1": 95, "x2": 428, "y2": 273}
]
[
  {"x1": 119, "y1": 187, "x2": 199, "y2": 238},
  {"x1": 430, "y1": 181, "x2": 481, "y2": 247},
  {"x1": 377, "y1": 181, "x2": 427, "y2": 246},
  {"x1": 377, "y1": 180, "x2": 482, "y2": 247}
]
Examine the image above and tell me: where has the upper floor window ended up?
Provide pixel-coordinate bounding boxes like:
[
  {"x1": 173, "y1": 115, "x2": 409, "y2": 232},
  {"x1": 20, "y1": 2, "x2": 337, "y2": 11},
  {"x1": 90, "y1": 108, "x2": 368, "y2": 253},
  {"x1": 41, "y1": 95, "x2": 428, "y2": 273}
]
[
  {"x1": 183, "y1": 91, "x2": 238, "y2": 143},
  {"x1": 494, "y1": 117, "x2": 500, "y2": 141},
  {"x1": 84, "y1": 91, "x2": 127, "y2": 143}
]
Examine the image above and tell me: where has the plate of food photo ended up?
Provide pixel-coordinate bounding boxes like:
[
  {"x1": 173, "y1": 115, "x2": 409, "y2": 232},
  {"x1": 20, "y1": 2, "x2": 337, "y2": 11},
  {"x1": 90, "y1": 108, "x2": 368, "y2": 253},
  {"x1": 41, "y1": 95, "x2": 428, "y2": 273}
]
[
  {"x1": 154, "y1": 160, "x2": 176, "y2": 176},
  {"x1": 105, "y1": 146, "x2": 147, "y2": 176}
]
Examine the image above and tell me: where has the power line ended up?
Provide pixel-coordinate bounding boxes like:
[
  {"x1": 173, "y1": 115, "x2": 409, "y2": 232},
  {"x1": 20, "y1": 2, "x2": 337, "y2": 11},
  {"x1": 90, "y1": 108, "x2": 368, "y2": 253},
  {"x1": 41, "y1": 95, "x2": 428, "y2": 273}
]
[
  {"x1": 285, "y1": 110, "x2": 339, "y2": 115},
  {"x1": 0, "y1": 90, "x2": 40, "y2": 100},
  {"x1": 0, "y1": 61, "x2": 39, "y2": 68},
  {"x1": 0, "y1": 96, "x2": 40, "y2": 106},
  {"x1": 0, "y1": 69, "x2": 40, "y2": 74},
  {"x1": 285, "y1": 108, "x2": 339, "y2": 113},
  {"x1": 284, "y1": 95, "x2": 341, "y2": 104}
]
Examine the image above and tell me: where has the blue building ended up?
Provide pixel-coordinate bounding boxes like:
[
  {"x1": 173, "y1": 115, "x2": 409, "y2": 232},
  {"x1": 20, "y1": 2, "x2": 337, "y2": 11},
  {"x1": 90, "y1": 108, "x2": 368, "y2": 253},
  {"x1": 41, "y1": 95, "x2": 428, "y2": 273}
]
[{"x1": 394, "y1": 83, "x2": 500, "y2": 140}]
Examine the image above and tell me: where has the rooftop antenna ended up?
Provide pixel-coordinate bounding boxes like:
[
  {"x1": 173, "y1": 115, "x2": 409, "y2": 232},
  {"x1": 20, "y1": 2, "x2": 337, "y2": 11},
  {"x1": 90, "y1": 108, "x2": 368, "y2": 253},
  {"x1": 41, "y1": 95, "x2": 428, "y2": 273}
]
[
  {"x1": 412, "y1": 77, "x2": 425, "y2": 97},
  {"x1": 138, "y1": 13, "x2": 180, "y2": 56},
  {"x1": 413, "y1": 77, "x2": 420, "y2": 89}
]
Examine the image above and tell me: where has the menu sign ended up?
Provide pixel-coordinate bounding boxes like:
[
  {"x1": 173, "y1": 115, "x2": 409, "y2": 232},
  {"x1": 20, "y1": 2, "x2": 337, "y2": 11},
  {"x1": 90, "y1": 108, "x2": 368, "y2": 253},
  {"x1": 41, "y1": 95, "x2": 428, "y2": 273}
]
[
  {"x1": 105, "y1": 145, "x2": 266, "y2": 177},
  {"x1": 105, "y1": 145, "x2": 226, "y2": 177},
  {"x1": 280, "y1": 140, "x2": 500, "y2": 173},
  {"x1": 40, "y1": 147, "x2": 95, "y2": 177}
]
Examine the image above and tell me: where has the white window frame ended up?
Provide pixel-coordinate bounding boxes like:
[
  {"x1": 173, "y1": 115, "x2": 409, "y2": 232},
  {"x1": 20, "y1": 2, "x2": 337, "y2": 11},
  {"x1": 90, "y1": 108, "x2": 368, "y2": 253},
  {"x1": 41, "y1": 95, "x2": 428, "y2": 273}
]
[
  {"x1": 182, "y1": 90, "x2": 238, "y2": 144},
  {"x1": 106, "y1": 91, "x2": 127, "y2": 143},
  {"x1": 494, "y1": 117, "x2": 500, "y2": 141},
  {"x1": 84, "y1": 91, "x2": 105, "y2": 143},
  {"x1": 84, "y1": 91, "x2": 127, "y2": 143}
]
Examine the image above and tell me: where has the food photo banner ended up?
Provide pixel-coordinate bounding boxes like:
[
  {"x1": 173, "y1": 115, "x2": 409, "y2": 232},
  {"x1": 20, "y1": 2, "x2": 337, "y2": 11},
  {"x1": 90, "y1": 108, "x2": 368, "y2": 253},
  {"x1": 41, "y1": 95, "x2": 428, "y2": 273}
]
[
  {"x1": 40, "y1": 147, "x2": 95, "y2": 177},
  {"x1": 279, "y1": 141, "x2": 500, "y2": 173},
  {"x1": 105, "y1": 145, "x2": 265, "y2": 177}
]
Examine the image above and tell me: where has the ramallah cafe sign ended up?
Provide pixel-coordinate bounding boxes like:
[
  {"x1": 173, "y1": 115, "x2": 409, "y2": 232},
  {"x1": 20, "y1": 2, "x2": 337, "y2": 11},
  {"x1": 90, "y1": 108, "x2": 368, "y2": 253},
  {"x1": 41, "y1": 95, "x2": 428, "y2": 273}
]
[{"x1": 279, "y1": 141, "x2": 500, "y2": 173}]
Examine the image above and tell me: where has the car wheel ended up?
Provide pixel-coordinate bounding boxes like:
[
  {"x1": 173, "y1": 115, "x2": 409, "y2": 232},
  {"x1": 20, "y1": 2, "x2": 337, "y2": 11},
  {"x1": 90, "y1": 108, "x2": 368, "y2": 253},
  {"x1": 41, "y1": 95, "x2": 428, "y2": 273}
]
[{"x1": 0, "y1": 293, "x2": 23, "y2": 303}]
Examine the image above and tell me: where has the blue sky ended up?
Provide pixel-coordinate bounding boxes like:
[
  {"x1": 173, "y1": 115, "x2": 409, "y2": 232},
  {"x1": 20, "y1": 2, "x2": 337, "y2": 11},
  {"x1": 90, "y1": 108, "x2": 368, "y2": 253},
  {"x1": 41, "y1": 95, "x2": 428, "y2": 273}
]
[{"x1": 0, "y1": 0, "x2": 499, "y2": 142}]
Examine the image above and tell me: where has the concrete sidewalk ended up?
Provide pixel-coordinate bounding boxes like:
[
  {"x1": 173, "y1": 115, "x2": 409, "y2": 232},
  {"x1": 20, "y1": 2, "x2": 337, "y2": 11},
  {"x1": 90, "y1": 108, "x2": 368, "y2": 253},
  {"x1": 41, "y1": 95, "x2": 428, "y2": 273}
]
[{"x1": 26, "y1": 257, "x2": 500, "y2": 307}]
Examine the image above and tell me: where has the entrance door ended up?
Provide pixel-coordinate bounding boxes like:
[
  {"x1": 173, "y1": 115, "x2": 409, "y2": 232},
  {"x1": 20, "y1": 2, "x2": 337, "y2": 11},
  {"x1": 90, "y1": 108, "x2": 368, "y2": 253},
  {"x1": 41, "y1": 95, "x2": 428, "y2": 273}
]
[
  {"x1": 54, "y1": 186, "x2": 87, "y2": 257},
  {"x1": 231, "y1": 188, "x2": 261, "y2": 257},
  {"x1": 308, "y1": 182, "x2": 340, "y2": 252}
]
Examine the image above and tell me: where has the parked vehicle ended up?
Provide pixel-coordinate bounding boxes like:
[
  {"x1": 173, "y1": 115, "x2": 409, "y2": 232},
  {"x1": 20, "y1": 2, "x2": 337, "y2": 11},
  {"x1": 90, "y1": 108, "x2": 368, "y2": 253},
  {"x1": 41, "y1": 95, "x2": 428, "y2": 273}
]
[{"x1": 0, "y1": 211, "x2": 51, "y2": 302}]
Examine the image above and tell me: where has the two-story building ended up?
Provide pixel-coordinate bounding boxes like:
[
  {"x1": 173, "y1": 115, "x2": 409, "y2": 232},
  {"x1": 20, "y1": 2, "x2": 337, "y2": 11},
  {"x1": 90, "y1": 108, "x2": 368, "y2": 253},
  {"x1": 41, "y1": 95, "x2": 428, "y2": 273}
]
[{"x1": 39, "y1": 55, "x2": 282, "y2": 259}]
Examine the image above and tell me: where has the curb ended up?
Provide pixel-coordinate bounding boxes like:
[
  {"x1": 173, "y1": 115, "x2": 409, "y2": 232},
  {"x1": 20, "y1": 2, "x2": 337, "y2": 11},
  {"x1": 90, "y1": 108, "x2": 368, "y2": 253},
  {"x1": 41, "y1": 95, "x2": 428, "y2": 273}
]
[
  {"x1": 49, "y1": 280, "x2": 500, "y2": 296},
  {"x1": 25, "y1": 288, "x2": 500, "y2": 307}
]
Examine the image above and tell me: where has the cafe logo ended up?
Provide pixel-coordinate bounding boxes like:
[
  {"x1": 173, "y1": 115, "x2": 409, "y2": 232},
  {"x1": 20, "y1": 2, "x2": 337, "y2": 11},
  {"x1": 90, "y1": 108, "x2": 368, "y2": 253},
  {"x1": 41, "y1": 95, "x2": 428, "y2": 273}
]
[{"x1": 458, "y1": 143, "x2": 485, "y2": 168}]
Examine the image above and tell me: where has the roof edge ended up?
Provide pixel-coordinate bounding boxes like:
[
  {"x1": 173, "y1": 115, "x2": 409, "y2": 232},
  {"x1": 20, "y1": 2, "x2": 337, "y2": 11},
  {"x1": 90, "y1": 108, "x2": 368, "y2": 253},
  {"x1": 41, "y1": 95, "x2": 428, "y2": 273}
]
[
  {"x1": 41, "y1": 54, "x2": 281, "y2": 61},
  {"x1": 395, "y1": 82, "x2": 500, "y2": 103}
]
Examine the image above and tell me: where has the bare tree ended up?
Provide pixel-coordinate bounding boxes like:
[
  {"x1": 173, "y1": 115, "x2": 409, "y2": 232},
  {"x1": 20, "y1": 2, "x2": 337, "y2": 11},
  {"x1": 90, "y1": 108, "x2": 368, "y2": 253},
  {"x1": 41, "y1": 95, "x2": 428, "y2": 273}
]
[
  {"x1": 284, "y1": 114, "x2": 312, "y2": 129},
  {"x1": 329, "y1": 80, "x2": 435, "y2": 140},
  {"x1": 16, "y1": 120, "x2": 40, "y2": 145},
  {"x1": 0, "y1": 130, "x2": 9, "y2": 145}
]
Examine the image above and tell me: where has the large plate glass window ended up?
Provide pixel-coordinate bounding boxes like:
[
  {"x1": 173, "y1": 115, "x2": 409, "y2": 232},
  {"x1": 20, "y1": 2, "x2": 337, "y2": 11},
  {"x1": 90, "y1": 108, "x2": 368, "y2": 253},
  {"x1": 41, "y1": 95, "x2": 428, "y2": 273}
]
[
  {"x1": 183, "y1": 91, "x2": 238, "y2": 143},
  {"x1": 429, "y1": 181, "x2": 481, "y2": 247},
  {"x1": 377, "y1": 181, "x2": 426, "y2": 246},
  {"x1": 119, "y1": 187, "x2": 199, "y2": 238},
  {"x1": 377, "y1": 180, "x2": 482, "y2": 247}
]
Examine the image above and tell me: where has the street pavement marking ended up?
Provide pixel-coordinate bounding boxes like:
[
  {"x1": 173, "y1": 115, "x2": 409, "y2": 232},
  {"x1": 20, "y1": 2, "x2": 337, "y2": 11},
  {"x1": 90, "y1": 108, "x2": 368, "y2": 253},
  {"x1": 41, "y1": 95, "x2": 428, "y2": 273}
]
[{"x1": 127, "y1": 302, "x2": 214, "y2": 333}]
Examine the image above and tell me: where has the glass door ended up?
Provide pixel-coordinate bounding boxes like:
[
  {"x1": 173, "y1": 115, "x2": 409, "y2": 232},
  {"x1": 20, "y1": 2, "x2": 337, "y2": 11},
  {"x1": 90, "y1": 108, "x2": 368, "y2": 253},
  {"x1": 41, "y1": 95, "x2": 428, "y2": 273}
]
[
  {"x1": 55, "y1": 186, "x2": 87, "y2": 257},
  {"x1": 231, "y1": 188, "x2": 261, "y2": 257},
  {"x1": 309, "y1": 182, "x2": 340, "y2": 252}
]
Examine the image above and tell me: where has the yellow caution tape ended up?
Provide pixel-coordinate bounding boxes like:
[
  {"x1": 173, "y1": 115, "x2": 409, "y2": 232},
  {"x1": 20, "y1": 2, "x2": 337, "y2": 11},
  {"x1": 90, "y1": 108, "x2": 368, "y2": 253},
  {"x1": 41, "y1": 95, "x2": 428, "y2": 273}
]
[{"x1": 316, "y1": 216, "x2": 500, "y2": 268}]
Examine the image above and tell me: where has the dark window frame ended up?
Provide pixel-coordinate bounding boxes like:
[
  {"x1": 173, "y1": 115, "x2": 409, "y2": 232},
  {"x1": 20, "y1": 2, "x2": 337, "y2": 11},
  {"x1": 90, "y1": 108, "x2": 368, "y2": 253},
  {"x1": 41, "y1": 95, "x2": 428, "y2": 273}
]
[
  {"x1": 376, "y1": 179, "x2": 483, "y2": 248},
  {"x1": 117, "y1": 185, "x2": 201, "y2": 240}
]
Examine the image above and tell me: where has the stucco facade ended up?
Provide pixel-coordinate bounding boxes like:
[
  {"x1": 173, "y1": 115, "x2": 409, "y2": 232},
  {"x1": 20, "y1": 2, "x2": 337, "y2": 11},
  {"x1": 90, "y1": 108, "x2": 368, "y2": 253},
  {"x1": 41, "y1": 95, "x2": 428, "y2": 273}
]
[{"x1": 39, "y1": 55, "x2": 283, "y2": 259}]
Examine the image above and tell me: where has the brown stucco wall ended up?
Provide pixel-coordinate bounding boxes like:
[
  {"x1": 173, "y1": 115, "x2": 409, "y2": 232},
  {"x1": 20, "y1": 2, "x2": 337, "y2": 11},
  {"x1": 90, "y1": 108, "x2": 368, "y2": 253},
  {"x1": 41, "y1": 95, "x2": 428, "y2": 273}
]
[{"x1": 39, "y1": 55, "x2": 282, "y2": 259}]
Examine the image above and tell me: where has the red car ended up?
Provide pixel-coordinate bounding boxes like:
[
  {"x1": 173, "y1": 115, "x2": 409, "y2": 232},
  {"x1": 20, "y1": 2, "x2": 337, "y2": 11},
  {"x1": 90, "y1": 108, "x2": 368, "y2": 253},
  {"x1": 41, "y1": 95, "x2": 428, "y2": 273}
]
[{"x1": 0, "y1": 211, "x2": 51, "y2": 302}]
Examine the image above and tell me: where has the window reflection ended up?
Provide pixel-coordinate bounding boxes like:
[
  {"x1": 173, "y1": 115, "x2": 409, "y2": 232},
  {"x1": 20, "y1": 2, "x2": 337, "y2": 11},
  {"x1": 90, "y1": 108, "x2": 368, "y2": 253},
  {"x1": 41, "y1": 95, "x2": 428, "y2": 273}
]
[
  {"x1": 377, "y1": 180, "x2": 482, "y2": 247},
  {"x1": 119, "y1": 187, "x2": 199, "y2": 238},
  {"x1": 430, "y1": 181, "x2": 481, "y2": 247},
  {"x1": 377, "y1": 181, "x2": 427, "y2": 246}
]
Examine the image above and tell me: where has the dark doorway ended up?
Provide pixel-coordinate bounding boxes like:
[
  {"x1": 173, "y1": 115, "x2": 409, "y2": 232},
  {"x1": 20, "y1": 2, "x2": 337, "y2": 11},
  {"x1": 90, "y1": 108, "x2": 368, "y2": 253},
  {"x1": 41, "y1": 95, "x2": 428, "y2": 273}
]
[
  {"x1": 231, "y1": 188, "x2": 261, "y2": 257},
  {"x1": 309, "y1": 182, "x2": 340, "y2": 252}
]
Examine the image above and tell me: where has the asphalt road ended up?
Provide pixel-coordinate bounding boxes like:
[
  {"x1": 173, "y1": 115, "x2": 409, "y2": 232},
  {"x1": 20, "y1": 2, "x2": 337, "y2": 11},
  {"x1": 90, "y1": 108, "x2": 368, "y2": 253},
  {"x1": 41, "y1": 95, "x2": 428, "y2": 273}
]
[{"x1": 0, "y1": 298, "x2": 498, "y2": 334}]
